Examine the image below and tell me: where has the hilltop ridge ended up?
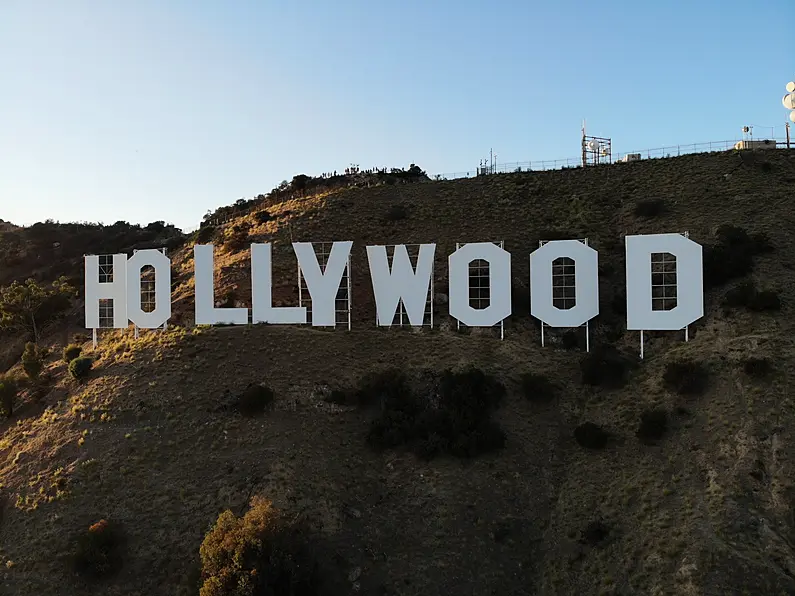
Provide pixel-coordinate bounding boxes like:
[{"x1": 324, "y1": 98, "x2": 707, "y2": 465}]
[{"x1": 0, "y1": 149, "x2": 794, "y2": 595}]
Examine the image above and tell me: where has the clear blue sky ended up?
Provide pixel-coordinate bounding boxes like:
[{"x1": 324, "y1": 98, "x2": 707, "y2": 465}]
[{"x1": 1, "y1": 0, "x2": 792, "y2": 231}]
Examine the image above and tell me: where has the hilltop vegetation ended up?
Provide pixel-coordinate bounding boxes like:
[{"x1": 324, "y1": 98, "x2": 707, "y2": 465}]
[{"x1": 0, "y1": 149, "x2": 794, "y2": 595}]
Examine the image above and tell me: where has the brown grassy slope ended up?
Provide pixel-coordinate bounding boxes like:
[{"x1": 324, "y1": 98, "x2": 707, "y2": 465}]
[{"x1": 0, "y1": 150, "x2": 794, "y2": 596}]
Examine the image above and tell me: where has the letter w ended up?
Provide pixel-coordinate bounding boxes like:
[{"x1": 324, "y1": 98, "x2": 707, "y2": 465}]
[{"x1": 367, "y1": 244, "x2": 435, "y2": 326}]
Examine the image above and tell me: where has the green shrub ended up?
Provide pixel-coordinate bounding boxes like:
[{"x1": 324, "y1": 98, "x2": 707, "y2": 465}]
[
  {"x1": 63, "y1": 344, "x2": 82, "y2": 363},
  {"x1": 235, "y1": 383, "x2": 274, "y2": 417},
  {"x1": 21, "y1": 342, "x2": 43, "y2": 380},
  {"x1": 69, "y1": 357, "x2": 93, "y2": 381},
  {"x1": 662, "y1": 360, "x2": 708, "y2": 396},
  {"x1": 198, "y1": 497, "x2": 340, "y2": 596},
  {"x1": 72, "y1": 519, "x2": 124, "y2": 578},
  {"x1": 0, "y1": 376, "x2": 18, "y2": 418}
]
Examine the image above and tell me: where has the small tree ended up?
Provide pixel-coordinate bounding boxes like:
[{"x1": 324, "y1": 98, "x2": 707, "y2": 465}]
[
  {"x1": 69, "y1": 357, "x2": 93, "y2": 381},
  {"x1": 21, "y1": 342, "x2": 43, "y2": 380},
  {"x1": 63, "y1": 344, "x2": 82, "y2": 363},
  {"x1": 0, "y1": 277, "x2": 75, "y2": 343},
  {"x1": 0, "y1": 376, "x2": 17, "y2": 418}
]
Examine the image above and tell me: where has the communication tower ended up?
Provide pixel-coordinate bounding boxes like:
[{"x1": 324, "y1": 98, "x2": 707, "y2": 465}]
[
  {"x1": 477, "y1": 148, "x2": 497, "y2": 176},
  {"x1": 581, "y1": 121, "x2": 612, "y2": 166}
]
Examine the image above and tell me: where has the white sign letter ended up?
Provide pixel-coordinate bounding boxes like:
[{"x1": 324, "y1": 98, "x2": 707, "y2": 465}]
[
  {"x1": 126, "y1": 249, "x2": 172, "y2": 329},
  {"x1": 294, "y1": 241, "x2": 352, "y2": 327},
  {"x1": 250, "y1": 243, "x2": 307, "y2": 324},
  {"x1": 84, "y1": 254, "x2": 128, "y2": 329},
  {"x1": 448, "y1": 242, "x2": 511, "y2": 327},
  {"x1": 530, "y1": 240, "x2": 599, "y2": 327},
  {"x1": 194, "y1": 244, "x2": 248, "y2": 325},
  {"x1": 625, "y1": 233, "x2": 703, "y2": 330},
  {"x1": 367, "y1": 244, "x2": 435, "y2": 326}
]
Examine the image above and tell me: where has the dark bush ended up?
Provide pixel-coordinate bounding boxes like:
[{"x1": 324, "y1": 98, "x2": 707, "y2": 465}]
[
  {"x1": 636, "y1": 409, "x2": 668, "y2": 443},
  {"x1": 634, "y1": 199, "x2": 666, "y2": 217},
  {"x1": 610, "y1": 292, "x2": 627, "y2": 315},
  {"x1": 749, "y1": 289, "x2": 781, "y2": 312},
  {"x1": 355, "y1": 368, "x2": 411, "y2": 408},
  {"x1": 703, "y1": 245, "x2": 753, "y2": 288},
  {"x1": 580, "y1": 520, "x2": 610, "y2": 546},
  {"x1": 366, "y1": 368, "x2": 507, "y2": 460},
  {"x1": 561, "y1": 330, "x2": 579, "y2": 350},
  {"x1": 704, "y1": 226, "x2": 774, "y2": 288},
  {"x1": 254, "y1": 210, "x2": 273, "y2": 224},
  {"x1": 198, "y1": 497, "x2": 341, "y2": 596},
  {"x1": 224, "y1": 223, "x2": 250, "y2": 252},
  {"x1": 69, "y1": 357, "x2": 93, "y2": 381},
  {"x1": 0, "y1": 376, "x2": 18, "y2": 418},
  {"x1": 21, "y1": 342, "x2": 43, "y2": 380},
  {"x1": 662, "y1": 360, "x2": 708, "y2": 396},
  {"x1": 512, "y1": 285, "x2": 530, "y2": 316},
  {"x1": 580, "y1": 347, "x2": 631, "y2": 389},
  {"x1": 322, "y1": 388, "x2": 351, "y2": 405},
  {"x1": 520, "y1": 373, "x2": 556, "y2": 402},
  {"x1": 723, "y1": 281, "x2": 757, "y2": 308},
  {"x1": 63, "y1": 344, "x2": 82, "y2": 363},
  {"x1": 235, "y1": 383, "x2": 274, "y2": 417},
  {"x1": 574, "y1": 422, "x2": 609, "y2": 449},
  {"x1": 72, "y1": 519, "x2": 124, "y2": 579},
  {"x1": 385, "y1": 204, "x2": 408, "y2": 221},
  {"x1": 742, "y1": 357, "x2": 771, "y2": 378},
  {"x1": 535, "y1": 229, "x2": 578, "y2": 243},
  {"x1": 724, "y1": 281, "x2": 781, "y2": 312},
  {"x1": 196, "y1": 225, "x2": 215, "y2": 244}
]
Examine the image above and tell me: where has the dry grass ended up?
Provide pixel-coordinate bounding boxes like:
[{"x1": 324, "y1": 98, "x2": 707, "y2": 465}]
[{"x1": 0, "y1": 150, "x2": 794, "y2": 595}]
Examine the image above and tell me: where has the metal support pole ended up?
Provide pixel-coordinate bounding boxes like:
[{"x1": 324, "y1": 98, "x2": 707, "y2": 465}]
[
  {"x1": 430, "y1": 260, "x2": 434, "y2": 330},
  {"x1": 640, "y1": 330, "x2": 645, "y2": 360},
  {"x1": 347, "y1": 254, "x2": 352, "y2": 331},
  {"x1": 458, "y1": 242, "x2": 469, "y2": 331},
  {"x1": 92, "y1": 328, "x2": 97, "y2": 349},
  {"x1": 586, "y1": 321, "x2": 590, "y2": 353}
]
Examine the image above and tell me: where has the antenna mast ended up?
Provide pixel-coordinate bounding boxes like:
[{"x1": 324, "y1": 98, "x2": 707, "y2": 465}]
[{"x1": 582, "y1": 122, "x2": 612, "y2": 167}]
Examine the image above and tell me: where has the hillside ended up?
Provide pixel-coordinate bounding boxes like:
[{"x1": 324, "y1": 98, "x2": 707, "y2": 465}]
[{"x1": 1, "y1": 149, "x2": 795, "y2": 596}]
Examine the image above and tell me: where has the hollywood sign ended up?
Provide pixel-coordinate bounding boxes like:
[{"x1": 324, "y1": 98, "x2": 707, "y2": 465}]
[{"x1": 84, "y1": 233, "x2": 704, "y2": 338}]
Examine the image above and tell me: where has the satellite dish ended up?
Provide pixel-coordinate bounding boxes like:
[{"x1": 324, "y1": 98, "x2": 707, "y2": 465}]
[
  {"x1": 742, "y1": 126, "x2": 750, "y2": 133},
  {"x1": 783, "y1": 94, "x2": 795, "y2": 110},
  {"x1": 787, "y1": 81, "x2": 795, "y2": 93},
  {"x1": 588, "y1": 139, "x2": 599, "y2": 151},
  {"x1": 790, "y1": 111, "x2": 795, "y2": 123}
]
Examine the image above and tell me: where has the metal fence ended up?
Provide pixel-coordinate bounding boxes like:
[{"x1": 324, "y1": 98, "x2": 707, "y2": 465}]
[{"x1": 433, "y1": 137, "x2": 790, "y2": 180}]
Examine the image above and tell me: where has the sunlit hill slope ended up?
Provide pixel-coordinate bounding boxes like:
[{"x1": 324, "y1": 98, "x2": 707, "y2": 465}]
[{"x1": 0, "y1": 150, "x2": 794, "y2": 596}]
